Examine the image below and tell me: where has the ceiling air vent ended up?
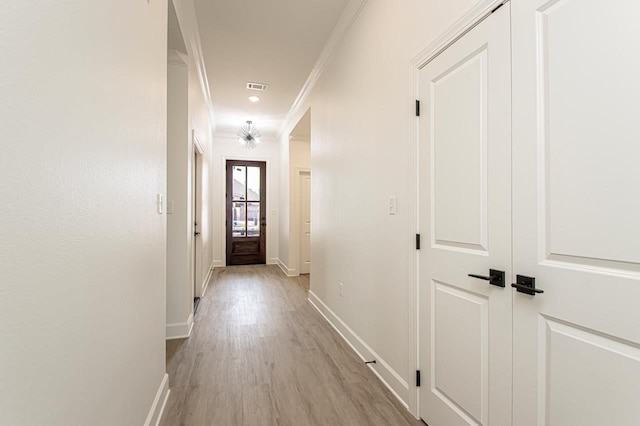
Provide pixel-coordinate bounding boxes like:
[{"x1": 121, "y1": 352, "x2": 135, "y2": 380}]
[{"x1": 246, "y1": 82, "x2": 269, "y2": 91}]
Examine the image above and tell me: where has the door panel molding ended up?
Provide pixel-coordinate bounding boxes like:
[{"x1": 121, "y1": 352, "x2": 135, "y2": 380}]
[
  {"x1": 418, "y1": 5, "x2": 512, "y2": 425},
  {"x1": 512, "y1": 0, "x2": 640, "y2": 424},
  {"x1": 409, "y1": 1, "x2": 507, "y2": 418}
]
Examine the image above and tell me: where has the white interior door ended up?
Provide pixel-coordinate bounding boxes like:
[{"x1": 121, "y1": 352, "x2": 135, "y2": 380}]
[
  {"x1": 299, "y1": 172, "x2": 311, "y2": 275},
  {"x1": 418, "y1": 5, "x2": 512, "y2": 426},
  {"x1": 512, "y1": 0, "x2": 640, "y2": 424}
]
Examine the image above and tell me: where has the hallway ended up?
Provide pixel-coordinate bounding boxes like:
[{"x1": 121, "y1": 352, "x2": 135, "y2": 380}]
[{"x1": 160, "y1": 266, "x2": 422, "y2": 426}]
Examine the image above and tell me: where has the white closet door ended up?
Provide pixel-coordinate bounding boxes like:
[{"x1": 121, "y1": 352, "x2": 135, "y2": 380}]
[
  {"x1": 418, "y1": 5, "x2": 512, "y2": 426},
  {"x1": 512, "y1": 0, "x2": 640, "y2": 425}
]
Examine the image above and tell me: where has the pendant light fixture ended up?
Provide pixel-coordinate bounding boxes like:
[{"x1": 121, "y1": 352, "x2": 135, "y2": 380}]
[{"x1": 237, "y1": 120, "x2": 261, "y2": 149}]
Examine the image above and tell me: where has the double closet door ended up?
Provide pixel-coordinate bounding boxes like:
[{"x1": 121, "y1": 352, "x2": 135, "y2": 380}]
[{"x1": 419, "y1": 1, "x2": 640, "y2": 425}]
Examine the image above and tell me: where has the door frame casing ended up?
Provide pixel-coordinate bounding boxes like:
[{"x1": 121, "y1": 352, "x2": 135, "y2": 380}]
[
  {"x1": 409, "y1": 0, "x2": 508, "y2": 418},
  {"x1": 221, "y1": 156, "x2": 271, "y2": 266},
  {"x1": 192, "y1": 130, "x2": 204, "y2": 298}
]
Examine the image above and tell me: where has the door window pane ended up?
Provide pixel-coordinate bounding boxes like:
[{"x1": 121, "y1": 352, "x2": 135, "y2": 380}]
[
  {"x1": 232, "y1": 202, "x2": 246, "y2": 237},
  {"x1": 247, "y1": 167, "x2": 260, "y2": 201},
  {"x1": 247, "y1": 202, "x2": 261, "y2": 237},
  {"x1": 233, "y1": 166, "x2": 246, "y2": 201}
]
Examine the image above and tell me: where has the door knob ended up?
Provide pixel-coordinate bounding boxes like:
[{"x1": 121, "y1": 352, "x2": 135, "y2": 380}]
[
  {"x1": 468, "y1": 269, "x2": 505, "y2": 287},
  {"x1": 511, "y1": 275, "x2": 543, "y2": 295}
]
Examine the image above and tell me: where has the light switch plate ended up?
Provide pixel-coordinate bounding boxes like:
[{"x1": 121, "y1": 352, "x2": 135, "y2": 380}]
[
  {"x1": 389, "y1": 196, "x2": 397, "y2": 215},
  {"x1": 157, "y1": 194, "x2": 163, "y2": 214}
]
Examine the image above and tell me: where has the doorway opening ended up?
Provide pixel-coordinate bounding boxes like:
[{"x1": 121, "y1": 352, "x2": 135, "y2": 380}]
[
  {"x1": 165, "y1": 0, "x2": 195, "y2": 340},
  {"x1": 192, "y1": 133, "x2": 204, "y2": 313},
  {"x1": 226, "y1": 160, "x2": 267, "y2": 265},
  {"x1": 288, "y1": 109, "x2": 311, "y2": 276}
]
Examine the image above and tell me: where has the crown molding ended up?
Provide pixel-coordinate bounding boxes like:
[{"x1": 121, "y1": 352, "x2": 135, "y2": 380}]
[
  {"x1": 410, "y1": 0, "x2": 505, "y2": 68},
  {"x1": 167, "y1": 49, "x2": 187, "y2": 66},
  {"x1": 172, "y1": 0, "x2": 216, "y2": 134},
  {"x1": 213, "y1": 131, "x2": 238, "y2": 140},
  {"x1": 289, "y1": 135, "x2": 310, "y2": 143},
  {"x1": 278, "y1": 0, "x2": 369, "y2": 140}
]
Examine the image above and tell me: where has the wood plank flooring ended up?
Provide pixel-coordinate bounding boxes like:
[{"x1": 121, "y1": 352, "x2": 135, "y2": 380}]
[{"x1": 160, "y1": 265, "x2": 424, "y2": 426}]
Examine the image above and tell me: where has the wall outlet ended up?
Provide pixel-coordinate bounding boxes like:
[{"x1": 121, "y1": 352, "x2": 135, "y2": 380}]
[{"x1": 339, "y1": 282, "x2": 344, "y2": 297}]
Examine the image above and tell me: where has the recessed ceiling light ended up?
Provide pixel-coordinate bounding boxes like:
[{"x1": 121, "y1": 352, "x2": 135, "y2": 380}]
[{"x1": 248, "y1": 96, "x2": 260, "y2": 103}]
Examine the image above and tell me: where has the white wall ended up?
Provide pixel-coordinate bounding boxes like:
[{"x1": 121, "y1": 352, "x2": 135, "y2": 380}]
[
  {"x1": 277, "y1": 0, "x2": 483, "y2": 412},
  {"x1": 278, "y1": 136, "x2": 291, "y2": 269},
  {"x1": 0, "y1": 1, "x2": 168, "y2": 425},
  {"x1": 170, "y1": 0, "x2": 216, "y2": 317},
  {"x1": 166, "y1": 53, "x2": 193, "y2": 339},
  {"x1": 211, "y1": 137, "x2": 280, "y2": 267},
  {"x1": 287, "y1": 138, "x2": 311, "y2": 274},
  {"x1": 186, "y1": 52, "x2": 215, "y2": 291}
]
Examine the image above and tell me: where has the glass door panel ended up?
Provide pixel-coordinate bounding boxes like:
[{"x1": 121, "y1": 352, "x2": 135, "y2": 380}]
[{"x1": 247, "y1": 202, "x2": 260, "y2": 237}]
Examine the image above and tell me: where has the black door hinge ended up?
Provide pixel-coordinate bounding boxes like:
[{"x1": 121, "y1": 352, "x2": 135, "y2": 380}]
[
  {"x1": 416, "y1": 234, "x2": 421, "y2": 250},
  {"x1": 415, "y1": 100, "x2": 420, "y2": 117},
  {"x1": 416, "y1": 370, "x2": 421, "y2": 387}
]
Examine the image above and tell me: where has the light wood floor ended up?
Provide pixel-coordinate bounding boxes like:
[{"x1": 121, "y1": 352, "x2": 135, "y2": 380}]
[{"x1": 160, "y1": 265, "x2": 424, "y2": 426}]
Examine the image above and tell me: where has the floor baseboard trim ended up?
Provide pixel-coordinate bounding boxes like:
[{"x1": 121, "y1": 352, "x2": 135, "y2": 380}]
[
  {"x1": 308, "y1": 291, "x2": 409, "y2": 410},
  {"x1": 166, "y1": 312, "x2": 194, "y2": 340},
  {"x1": 276, "y1": 259, "x2": 298, "y2": 277},
  {"x1": 200, "y1": 262, "x2": 215, "y2": 297},
  {"x1": 144, "y1": 373, "x2": 170, "y2": 426}
]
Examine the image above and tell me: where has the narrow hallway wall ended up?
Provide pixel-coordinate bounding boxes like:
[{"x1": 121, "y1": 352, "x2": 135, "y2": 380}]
[
  {"x1": 0, "y1": 1, "x2": 169, "y2": 424},
  {"x1": 278, "y1": 0, "x2": 486, "y2": 413},
  {"x1": 172, "y1": 0, "x2": 217, "y2": 300}
]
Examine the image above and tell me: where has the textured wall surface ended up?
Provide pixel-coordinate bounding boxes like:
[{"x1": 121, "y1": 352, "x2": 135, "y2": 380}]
[{"x1": 0, "y1": 1, "x2": 169, "y2": 424}]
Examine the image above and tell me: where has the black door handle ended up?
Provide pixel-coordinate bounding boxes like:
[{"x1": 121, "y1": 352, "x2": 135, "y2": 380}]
[
  {"x1": 511, "y1": 275, "x2": 543, "y2": 295},
  {"x1": 194, "y1": 232, "x2": 201, "y2": 236},
  {"x1": 468, "y1": 269, "x2": 505, "y2": 287}
]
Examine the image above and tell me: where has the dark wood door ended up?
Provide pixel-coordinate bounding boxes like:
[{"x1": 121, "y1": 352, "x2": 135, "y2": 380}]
[{"x1": 226, "y1": 160, "x2": 266, "y2": 265}]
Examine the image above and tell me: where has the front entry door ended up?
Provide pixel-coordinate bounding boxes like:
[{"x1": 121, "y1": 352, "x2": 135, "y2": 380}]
[
  {"x1": 226, "y1": 160, "x2": 266, "y2": 265},
  {"x1": 512, "y1": 0, "x2": 640, "y2": 424},
  {"x1": 418, "y1": 5, "x2": 512, "y2": 426}
]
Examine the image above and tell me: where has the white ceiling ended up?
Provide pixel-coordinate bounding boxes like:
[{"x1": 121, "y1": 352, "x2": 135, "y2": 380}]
[
  {"x1": 193, "y1": 0, "x2": 349, "y2": 139},
  {"x1": 168, "y1": 2, "x2": 187, "y2": 54},
  {"x1": 290, "y1": 108, "x2": 311, "y2": 140}
]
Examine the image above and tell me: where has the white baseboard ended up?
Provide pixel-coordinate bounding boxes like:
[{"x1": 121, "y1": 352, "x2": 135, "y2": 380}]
[
  {"x1": 166, "y1": 312, "x2": 194, "y2": 340},
  {"x1": 308, "y1": 291, "x2": 409, "y2": 409},
  {"x1": 276, "y1": 259, "x2": 298, "y2": 277},
  {"x1": 268, "y1": 258, "x2": 279, "y2": 265},
  {"x1": 200, "y1": 262, "x2": 215, "y2": 297},
  {"x1": 144, "y1": 373, "x2": 170, "y2": 426},
  {"x1": 212, "y1": 259, "x2": 224, "y2": 268}
]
